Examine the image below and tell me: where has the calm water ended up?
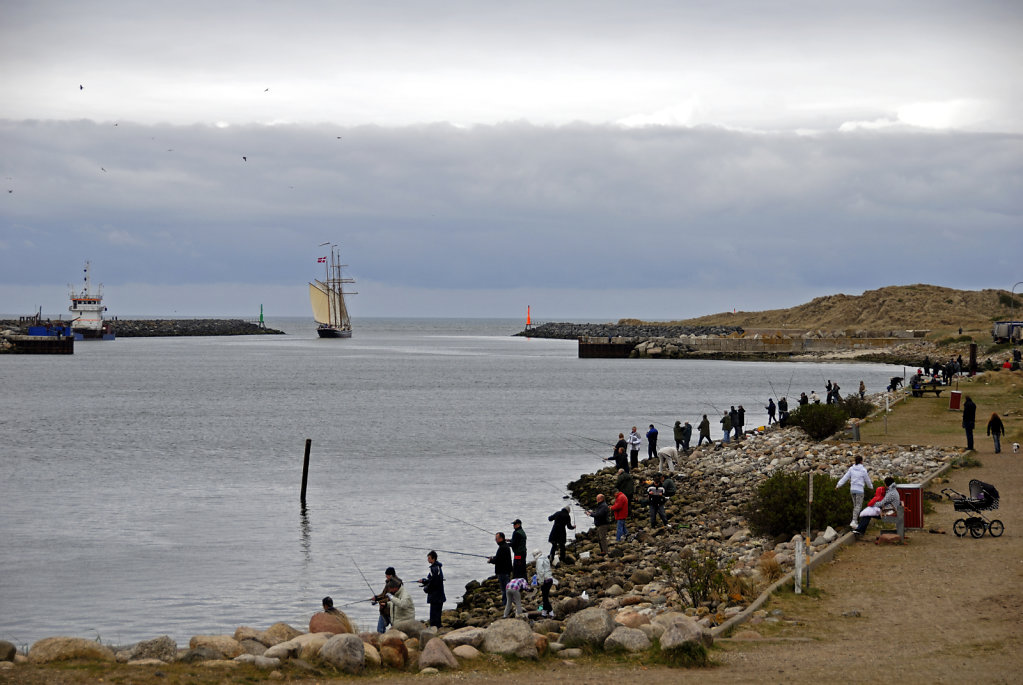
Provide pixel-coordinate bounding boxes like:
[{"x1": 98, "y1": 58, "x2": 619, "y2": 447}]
[{"x1": 0, "y1": 317, "x2": 905, "y2": 647}]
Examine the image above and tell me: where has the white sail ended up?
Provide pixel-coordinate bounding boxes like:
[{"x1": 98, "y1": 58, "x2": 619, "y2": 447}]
[{"x1": 309, "y1": 282, "x2": 331, "y2": 324}]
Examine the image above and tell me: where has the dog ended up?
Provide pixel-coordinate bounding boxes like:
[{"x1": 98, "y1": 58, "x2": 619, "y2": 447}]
[{"x1": 1013, "y1": 442, "x2": 1020, "y2": 454}]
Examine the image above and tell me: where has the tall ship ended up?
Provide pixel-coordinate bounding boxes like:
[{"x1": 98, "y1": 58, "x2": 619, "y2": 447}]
[
  {"x1": 69, "y1": 261, "x2": 115, "y2": 340},
  {"x1": 309, "y1": 243, "x2": 357, "y2": 338}
]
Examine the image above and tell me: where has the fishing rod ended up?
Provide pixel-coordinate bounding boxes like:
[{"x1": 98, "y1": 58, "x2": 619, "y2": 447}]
[
  {"x1": 348, "y1": 554, "x2": 377, "y2": 597},
  {"x1": 567, "y1": 432, "x2": 614, "y2": 447},
  {"x1": 403, "y1": 546, "x2": 489, "y2": 559},
  {"x1": 648, "y1": 420, "x2": 673, "y2": 428},
  {"x1": 433, "y1": 509, "x2": 496, "y2": 536},
  {"x1": 564, "y1": 435, "x2": 613, "y2": 461},
  {"x1": 337, "y1": 597, "x2": 376, "y2": 608},
  {"x1": 538, "y1": 480, "x2": 573, "y2": 500}
]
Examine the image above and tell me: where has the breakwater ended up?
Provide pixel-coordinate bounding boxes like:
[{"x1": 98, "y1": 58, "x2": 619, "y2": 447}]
[
  {"x1": 516, "y1": 322, "x2": 743, "y2": 340},
  {"x1": 0, "y1": 319, "x2": 285, "y2": 337}
]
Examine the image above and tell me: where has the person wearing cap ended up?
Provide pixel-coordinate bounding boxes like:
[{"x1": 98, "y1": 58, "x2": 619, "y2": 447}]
[
  {"x1": 546, "y1": 505, "x2": 575, "y2": 563},
  {"x1": 510, "y1": 518, "x2": 528, "y2": 579},
  {"x1": 532, "y1": 548, "x2": 554, "y2": 617},
  {"x1": 488, "y1": 532, "x2": 512, "y2": 604},
  {"x1": 371, "y1": 566, "x2": 401, "y2": 633}
]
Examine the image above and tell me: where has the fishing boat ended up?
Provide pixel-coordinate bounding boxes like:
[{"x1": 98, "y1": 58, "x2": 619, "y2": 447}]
[
  {"x1": 309, "y1": 244, "x2": 357, "y2": 338},
  {"x1": 69, "y1": 262, "x2": 115, "y2": 340}
]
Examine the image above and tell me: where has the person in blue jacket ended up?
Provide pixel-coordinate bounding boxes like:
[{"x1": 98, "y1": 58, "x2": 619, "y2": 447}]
[{"x1": 646, "y1": 424, "x2": 658, "y2": 463}]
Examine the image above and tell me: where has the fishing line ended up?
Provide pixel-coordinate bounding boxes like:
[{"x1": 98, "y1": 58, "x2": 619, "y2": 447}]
[
  {"x1": 433, "y1": 509, "x2": 496, "y2": 536},
  {"x1": 403, "y1": 546, "x2": 489, "y2": 559}
]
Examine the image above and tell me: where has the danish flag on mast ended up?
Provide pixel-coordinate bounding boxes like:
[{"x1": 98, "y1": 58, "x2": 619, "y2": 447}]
[{"x1": 317, "y1": 257, "x2": 327, "y2": 263}]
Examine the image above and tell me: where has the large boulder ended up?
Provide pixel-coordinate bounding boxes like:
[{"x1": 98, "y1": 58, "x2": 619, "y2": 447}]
[
  {"x1": 440, "y1": 626, "x2": 486, "y2": 649},
  {"x1": 481, "y1": 619, "x2": 538, "y2": 659},
  {"x1": 392, "y1": 619, "x2": 428, "y2": 640},
  {"x1": 615, "y1": 611, "x2": 651, "y2": 629},
  {"x1": 28, "y1": 637, "x2": 116, "y2": 663},
  {"x1": 418, "y1": 637, "x2": 458, "y2": 670},
  {"x1": 259, "y1": 622, "x2": 302, "y2": 646},
  {"x1": 604, "y1": 626, "x2": 651, "y2": 653},
  {"x1": 123, "y1": 635, "x2": 177, "y2": 662},
  {"x1": 188, "y1": 635, "x2": 244, "y2": 659},
  {"x1": 379, "y1": 634, "x2": 408, "y2": 669},
  {"x1": 658, "y1": 614, "x2": 713, "y2": 651},
  {"x1": 363, "y1": 642, "x2": 381, "y2": 668},
  {"x1": 295, "y1": 633, "x2": 333, "y2": 660},
  {"x1": 553, "y1": 595, "x2": 590, "y2": 617},
  {"x1": 310, "y1": 611, "x2": 354, "y2": 635},
  {"x1": 561, "y1": 607, "x2": 616, "y2": 648},
  {"x1": 0, "y1": 640, "x2": 16, "y2": 662},
  {"x1": 319, "y1": 633, "x2": 365, "y2": 675},
  {"x1": 233, "y1": 654, "x2": 281, "y2": 669}
]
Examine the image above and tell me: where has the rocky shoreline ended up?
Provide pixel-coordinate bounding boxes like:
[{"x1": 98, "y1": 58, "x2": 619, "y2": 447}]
[
  {"x1": 516, "y1": 321, "x2": 743, "y2": 340},
  {"x1": 2, "y1": 389, "x2": 961, "y2": 677},
  {"x1": 0, "y1": 318, "x2": 285, "y2": 337}
]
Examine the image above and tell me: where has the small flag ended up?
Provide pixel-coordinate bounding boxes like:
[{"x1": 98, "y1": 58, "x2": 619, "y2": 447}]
[{"x1": 317, "y1": 257, "x2": 327, "y2": 263}]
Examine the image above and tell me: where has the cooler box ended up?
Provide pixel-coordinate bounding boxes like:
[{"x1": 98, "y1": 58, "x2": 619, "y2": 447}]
[
  {"x1": 895, "y1": 484, "x2": 923, "y2": 529},
  {"x1": 949, "y1": 390, "x2": 962, "y2": 410}
]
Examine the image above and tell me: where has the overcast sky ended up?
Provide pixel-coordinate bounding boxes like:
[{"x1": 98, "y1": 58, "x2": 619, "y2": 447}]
[{"x1": 2, "y1": 1, "x2": 1021, "y2": 320}]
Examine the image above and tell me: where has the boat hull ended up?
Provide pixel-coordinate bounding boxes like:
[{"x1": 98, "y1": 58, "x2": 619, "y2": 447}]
[{"x1": 316, "y1": 326, "x2": 352, "y2": 339}]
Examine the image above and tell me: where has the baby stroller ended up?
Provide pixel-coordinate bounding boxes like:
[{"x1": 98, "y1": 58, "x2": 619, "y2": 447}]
[{"x1": 942, "y1": 479, "x2": 1003, "y2": 538}]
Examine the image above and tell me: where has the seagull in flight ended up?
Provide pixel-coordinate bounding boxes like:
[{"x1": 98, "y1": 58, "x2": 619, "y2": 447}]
[{"x1": 242, "y1": 156, "x2": 247, "y2": 161}]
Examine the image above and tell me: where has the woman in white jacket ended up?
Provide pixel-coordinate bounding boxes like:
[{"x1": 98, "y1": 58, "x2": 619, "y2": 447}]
[
  {"x1": 532, "y1": 549, "x2": 555, "y2": 618},
  {"x1": 836, "y1": 455, "x2": 873, "y2": 528}
]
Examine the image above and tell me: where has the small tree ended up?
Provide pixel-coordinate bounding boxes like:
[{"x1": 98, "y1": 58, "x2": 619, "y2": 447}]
[{"x1": 658, "y1": 547, "x2": 730, "y2": 606}]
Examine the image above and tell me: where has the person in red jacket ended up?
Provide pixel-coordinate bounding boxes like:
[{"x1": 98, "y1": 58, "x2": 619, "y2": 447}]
[{"x1": 610, "y1": 489, "x2": 629, "y2": 541}]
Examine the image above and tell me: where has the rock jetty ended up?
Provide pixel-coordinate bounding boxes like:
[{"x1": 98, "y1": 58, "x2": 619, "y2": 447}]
[
  {"x1": 3, "y1": 393, "x2": 960, "y2": 677},
  {"x1": 516, "y1": 322, "x2": 742, "y2": 340},
  {"x1": 0, "y1": 318, "x2": 284, "y2": 338}
]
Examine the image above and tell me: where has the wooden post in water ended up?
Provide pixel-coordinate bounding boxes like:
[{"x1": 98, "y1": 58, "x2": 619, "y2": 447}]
[{"x1": 301, "y1": 439, "x2": 311, "y2": 503}]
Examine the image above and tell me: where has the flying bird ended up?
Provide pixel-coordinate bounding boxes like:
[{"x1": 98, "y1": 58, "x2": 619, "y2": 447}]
[
  {"x1": 242, "y1": 156, "x2": 247, "y2": 161},
  {"x1": 100, "y1": 167, "x2": 107, "y2": 172},
  {"x1": 79, "y1": 84, "x2": 83, "y2": 90},
  {"x1": 264, "y1": 88, "x2": 269, "y2": 92}
]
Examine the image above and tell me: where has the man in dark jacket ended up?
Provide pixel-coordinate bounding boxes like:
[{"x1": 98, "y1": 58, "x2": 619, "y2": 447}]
[
  {"x1": 546, "y1": 506, "x2": 575, "y2": 562},
  {"x1": 488, "y1": 532, "x2": 512, "y2": 604},
  {"x1": 419, "y1": 551, "x2": 446, "y2": 629},
  {"x1": 681, "y1": 421, "x2": 693, "y2": 454},
  {"x1": 586, "y1": 494, "x2": 610, "y2": 555},
  {"x1": 510, "y1": 519, "x2": 527, "y2": 579},
  {"x1": 962, "y1": 395, "x2": 977, "y2": 450},
  {"x1": 698, "y1": 415, "x2": 712, "y2": 446},
  {"x1": 646, "y1": 424, "x2": 658, "y2": 462}
]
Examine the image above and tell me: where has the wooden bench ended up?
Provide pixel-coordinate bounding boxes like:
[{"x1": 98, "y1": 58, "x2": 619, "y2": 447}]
[
  {"x1": 879, "y1": 502, "x2": 906, "y2": 543},
  {"x1": 909, "y1": 382, "x2": 944, "y2": 397}
]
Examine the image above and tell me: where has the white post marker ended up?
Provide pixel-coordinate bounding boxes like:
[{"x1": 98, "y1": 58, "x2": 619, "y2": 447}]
[{"x1": 794, "y1": 535, "x2": 804, "y2": 594}]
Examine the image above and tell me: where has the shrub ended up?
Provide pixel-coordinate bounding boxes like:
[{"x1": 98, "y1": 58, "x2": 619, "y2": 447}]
[
  {"x1": 785, "y1": 403, "x2": 849, "y2": 440},
  {"x1": 746, "y1": 471, "x2": 851, "y2": 538},
  {"x1": 839, "y1": 394, "x2": 876, "y2": 419},
  {"x1": 659, "y1": 547, "x2": 730, "y2": 607}
]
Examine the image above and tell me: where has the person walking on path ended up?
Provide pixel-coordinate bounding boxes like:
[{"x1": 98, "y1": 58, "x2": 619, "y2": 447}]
[
  {"x1": 510, "y1": 519, "x2": 527, "y2": 579},
  {"x1": 546, "y1": 506, "x2": 575, "y2": 563},
  {"x1": 586, "y1": 493, "x2": 611, "y2": 555},
  {"x1": 720, "y1": 411, "x2": 732, "y2": 444},
  {"x1": 419, "y1": 551, "x2": 445, "y2": 629},
  {"x1": 646, "y1": 424, "x2": 658, "y2": 464},
  {"x1": 681, "y1": 420, "x2": 693, "y2": 454},
  {"x1": 610, "y1": 488, "x2": 629, "y2": 541},
  {"x1": 532, "y1": 549, "x2": 555, "y2": 617},
  {"x1": 627, "y1": 426, "x2": 642, "y2": 470},
  {"x1": 836, "y1": 455, "x2": 873, "y2": 528},
  {"x1": 697, "y1": 415, "x2": 712, "y2": 446},
  {"x1": 962, "y1": 395, "x2": 977, "y2": 450},
  {"x1": 987, "y1": 413, "x2": 1006, "y2": 453},
  {"x1": 488, "y1": 532, "x2": 512, "y2": 604},
  {"x1": 766, "y1": 398, "x2": 776, "y2": 425},
  {"x1": 673, "y1": 420, "x2": 684, "y2": 451}
]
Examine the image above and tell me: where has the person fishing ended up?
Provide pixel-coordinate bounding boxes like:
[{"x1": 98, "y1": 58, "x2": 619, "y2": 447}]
[
  {"x1": 585, "y1": 493, "x2": 611, "y2": 555},
  {"x1": 510, "y1": 519, "x2": 528, "y2": 579},
  {"x1": 697, "y1": 414, "x2": 712, "y2": 446},
  {"x1": 546, "y1": 505, "x2": 575, "y2": 563},
  {"x1": 627, "y1": 426, "x2": 642, "y2": 470},
  {"x1": 419, "y1": 551, "x2": 446, "y2": 629},
  {"x1": 646, "y1": 424, "x2": 658, "y2": 463},
  {"x1": 487, "y1": 531, "x2": 512, "y2": 604},
  {"x1": 371, "y1": 567, "x2": 402, "y2": 633},
  {"x1": 681, "y1": 420, "x2": 693, "y2": 454}
]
